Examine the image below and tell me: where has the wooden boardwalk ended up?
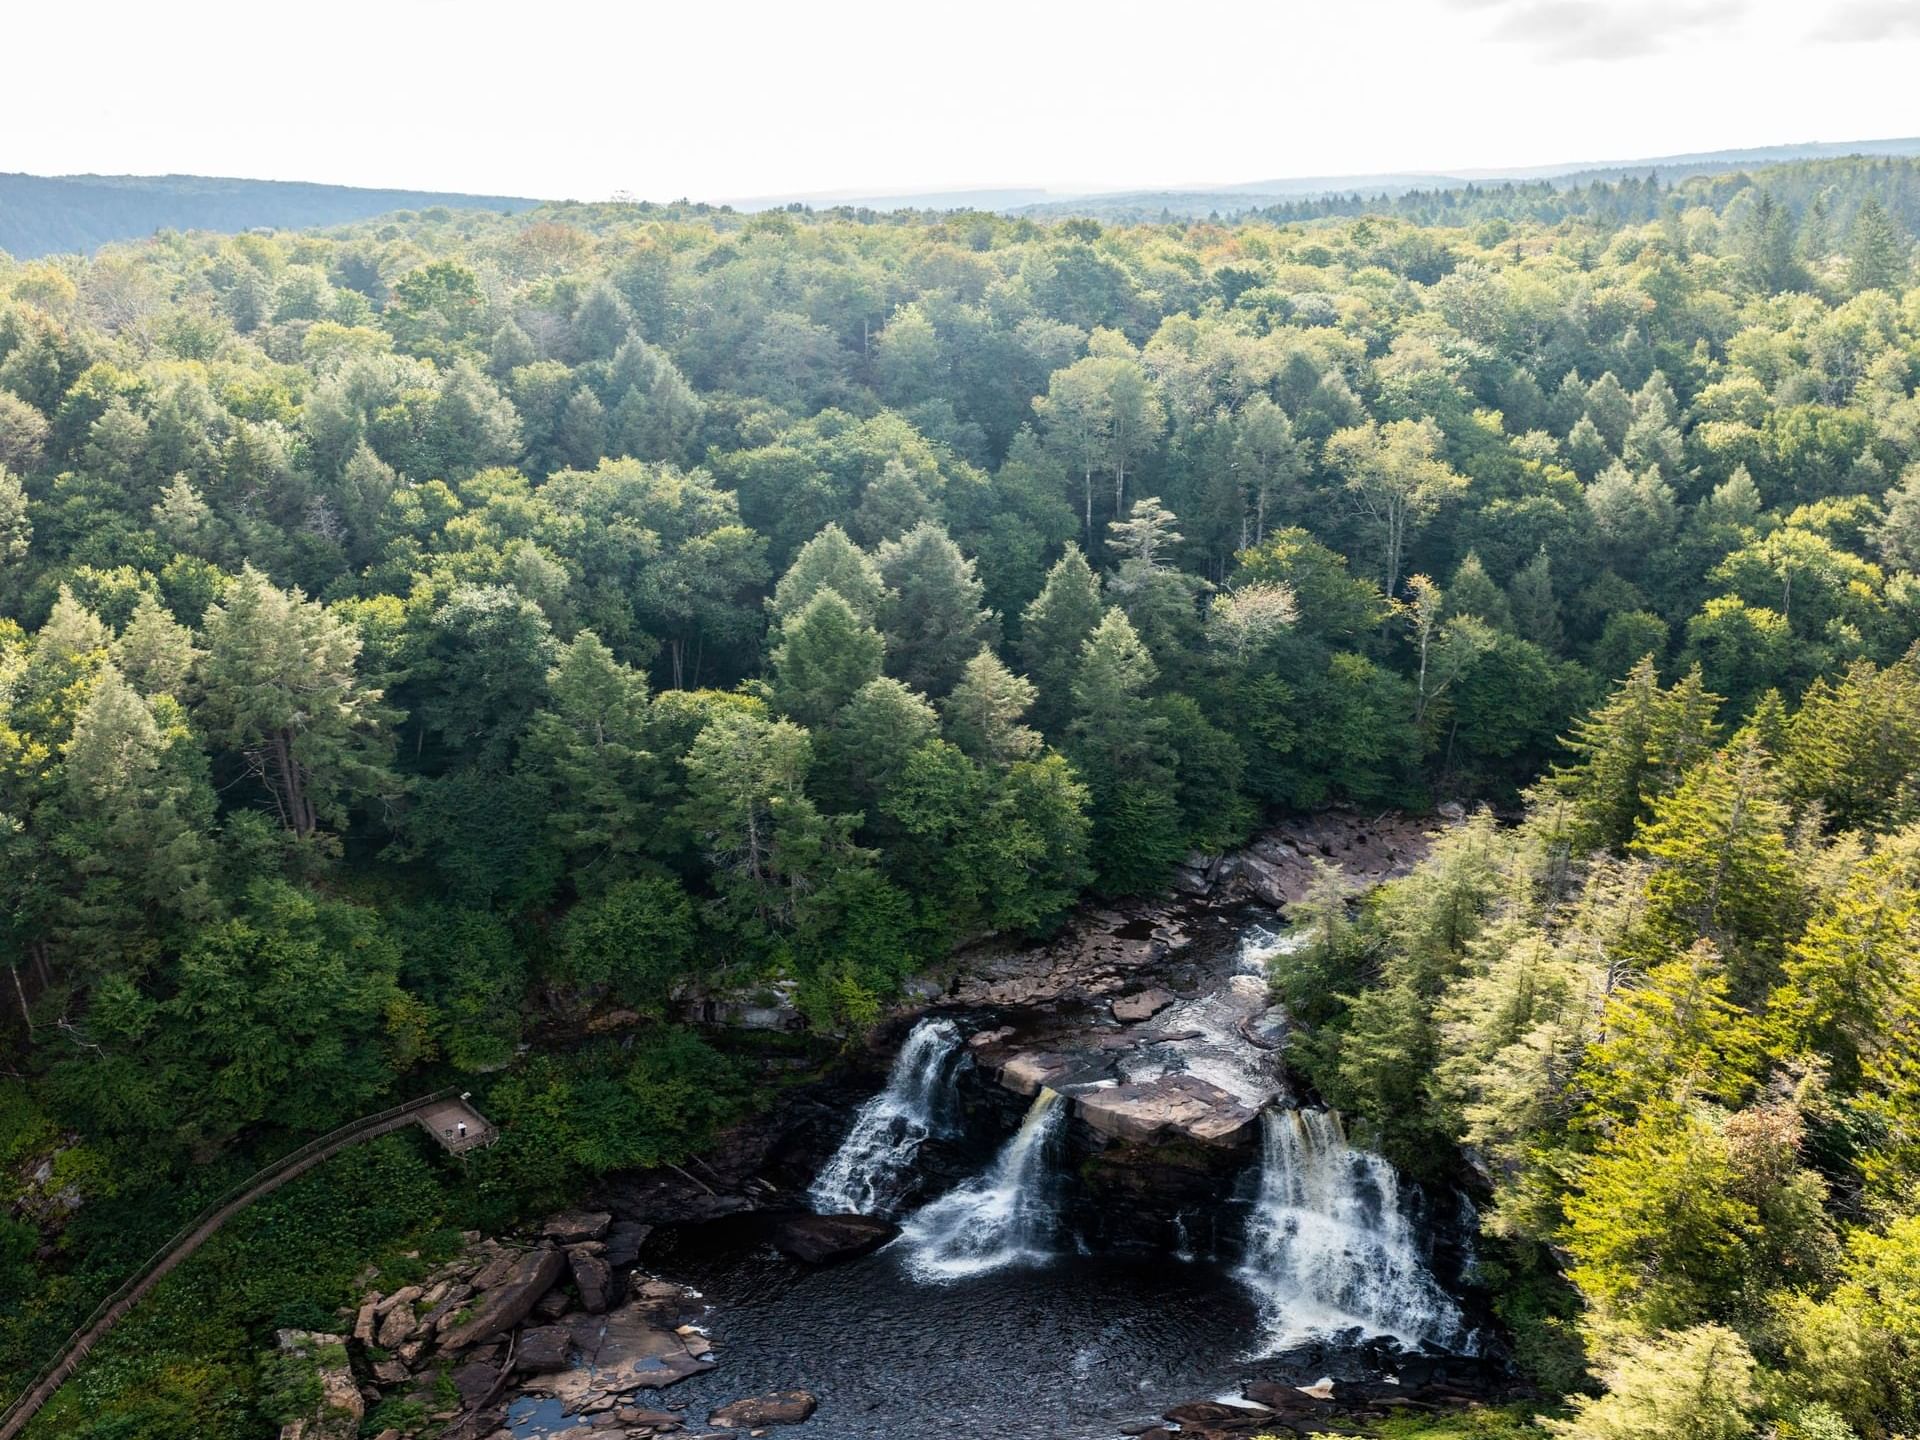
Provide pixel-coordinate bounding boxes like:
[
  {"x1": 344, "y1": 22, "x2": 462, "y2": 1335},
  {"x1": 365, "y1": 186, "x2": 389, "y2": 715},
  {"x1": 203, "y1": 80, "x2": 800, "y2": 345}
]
[
  {"x1": 0, "y1": 1089, "x2": 494, "y2": 1440},
  {"x1": 413, "y1": 1096, "x2": 498, "y2": 1154}
]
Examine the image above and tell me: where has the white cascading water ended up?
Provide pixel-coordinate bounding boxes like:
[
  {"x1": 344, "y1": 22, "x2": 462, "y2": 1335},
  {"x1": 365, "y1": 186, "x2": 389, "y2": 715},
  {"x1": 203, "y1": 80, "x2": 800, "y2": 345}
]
[
  {"x1": 896, "y1": 1088, "x2": 1066, "y2": 1281},
  {"x1": 1238, "y1": 1108, "x2": 1465, "y2": 1354},
  {"x1": 810, "y1": 1017, "x2": 964, "y2": 1216}
]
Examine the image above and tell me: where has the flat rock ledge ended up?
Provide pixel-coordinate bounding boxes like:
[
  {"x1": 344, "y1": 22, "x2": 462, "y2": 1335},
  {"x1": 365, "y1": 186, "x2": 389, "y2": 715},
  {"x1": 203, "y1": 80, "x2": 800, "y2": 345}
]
[{"x1": 1077, "y1": 1074, "x2": 1262, "y2": 1146}]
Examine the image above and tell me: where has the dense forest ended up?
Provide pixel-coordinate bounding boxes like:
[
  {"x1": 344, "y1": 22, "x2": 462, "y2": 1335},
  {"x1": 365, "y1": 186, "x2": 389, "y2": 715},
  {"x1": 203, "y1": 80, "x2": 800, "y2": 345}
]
[{"x1": 5, "y1": 152, "x2": 1920, "y2": 1437}]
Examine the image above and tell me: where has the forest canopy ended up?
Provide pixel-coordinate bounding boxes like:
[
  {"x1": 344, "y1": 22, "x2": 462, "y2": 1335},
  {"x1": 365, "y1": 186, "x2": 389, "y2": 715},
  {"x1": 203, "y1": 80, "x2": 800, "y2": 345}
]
[{"x1": 7, "y1": 151, "x2": 1920, "y2": 1438}]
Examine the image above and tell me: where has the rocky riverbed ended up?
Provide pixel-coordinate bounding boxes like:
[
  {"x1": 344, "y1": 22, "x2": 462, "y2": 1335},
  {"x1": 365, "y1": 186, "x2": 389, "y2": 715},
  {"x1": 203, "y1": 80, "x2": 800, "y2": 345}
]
[{"x1": 314, "y1": 808, "x2": 1509, "y2": 1440}]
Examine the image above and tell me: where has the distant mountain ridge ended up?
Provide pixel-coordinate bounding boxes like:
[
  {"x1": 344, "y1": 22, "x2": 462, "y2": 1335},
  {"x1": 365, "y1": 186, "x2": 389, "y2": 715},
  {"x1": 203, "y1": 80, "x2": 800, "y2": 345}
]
[
  {"x1": 0, "y1": 173, "x2": 543, "y2": 259},
  {"x1": 9, "y1": 136, "x2": 1920, "y2": 257},
  {"x1": 732, "y1": 136, "x2": 1920, "y2": 218}
]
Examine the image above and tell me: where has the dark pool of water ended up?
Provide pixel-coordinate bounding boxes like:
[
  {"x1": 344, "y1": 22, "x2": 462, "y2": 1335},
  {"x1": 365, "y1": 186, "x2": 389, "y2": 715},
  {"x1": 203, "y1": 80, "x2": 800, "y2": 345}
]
[{"x1": 635, "y1": 1214, "x2": 1292, "y2": 1440}]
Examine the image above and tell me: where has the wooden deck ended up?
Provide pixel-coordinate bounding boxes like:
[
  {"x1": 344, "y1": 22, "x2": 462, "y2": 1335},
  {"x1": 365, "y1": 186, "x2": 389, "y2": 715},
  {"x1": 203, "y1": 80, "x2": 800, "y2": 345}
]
[{"x1": 413, "y1": 1097, "x2": 497, "y2": 1154}]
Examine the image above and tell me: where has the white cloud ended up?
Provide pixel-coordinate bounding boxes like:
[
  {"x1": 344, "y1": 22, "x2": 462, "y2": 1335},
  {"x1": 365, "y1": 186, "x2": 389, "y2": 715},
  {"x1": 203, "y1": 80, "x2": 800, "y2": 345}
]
[
  {"x1": 1471, "y1": 0, "x2": 1750, "y2": 61},
  {"x1": 1813, "y1": 1, "x2": 1920, "y2": 40}
]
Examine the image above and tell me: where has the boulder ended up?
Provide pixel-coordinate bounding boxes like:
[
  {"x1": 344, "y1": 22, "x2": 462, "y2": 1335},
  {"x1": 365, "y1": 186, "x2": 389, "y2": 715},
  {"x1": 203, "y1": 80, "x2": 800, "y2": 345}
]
[
  {"x1": 437, "y1": 1247, "x2": 568, "y2": 1351},
  {"x1": 352, "y1": 1296, "x2": 378, "y2": 1345},
  {"x1": 1172, "y1": 864, "x2": 1213, "y2": 897},
  {"x1": 603, "y1": 1221, "x2": 652, "y2": 1268},
  {"x1": 469, "y1": 1250, "x2": 521, "y2": 1292},
  {"x1": 570, "y1": 1247, "x2": 614, "y2": 1313},
  {"x1": 373, "y1": 1285, "x2": 421, "y2": 1317},
  {"x1": 708, "y1": 1391, "x2": 817, "y2": 1427},
  {"x1": 543, "y1": 1210, "x2": 613, "y2": 1244},
  {"x1": 772, "y1": 1212, "x2": 898, "y2": 1265},
  {"x1": 516, "y1": 1324, "x2": 573, "y2": 1372},
  {"x1": 1237, "y1": 852, "x2": 1302, "y2": 908},
  {"x1": 1112, "y1": 987, "x2": 1176, "y2": 1023},
  {"x1": 374, "y1": 1304, "x2": 417, "y2": 1348}
]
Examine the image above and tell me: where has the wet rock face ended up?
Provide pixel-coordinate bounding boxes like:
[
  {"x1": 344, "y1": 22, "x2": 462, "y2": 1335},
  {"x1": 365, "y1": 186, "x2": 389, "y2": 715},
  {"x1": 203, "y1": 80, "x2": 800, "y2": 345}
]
[
  {"x1": 771, "y1": 1212, "x2": 898, "y2": 1264},
  {"x1": 1113, "y1": 986, "x2": 1177, "y2": 1023}
]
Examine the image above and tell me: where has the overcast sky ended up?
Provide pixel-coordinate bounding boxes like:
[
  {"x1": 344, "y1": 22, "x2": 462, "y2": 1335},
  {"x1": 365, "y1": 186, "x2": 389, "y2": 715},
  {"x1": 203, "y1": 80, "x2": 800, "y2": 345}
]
[{"x1": 4, "y1": 0, "x2": 1918, "y2": 202}]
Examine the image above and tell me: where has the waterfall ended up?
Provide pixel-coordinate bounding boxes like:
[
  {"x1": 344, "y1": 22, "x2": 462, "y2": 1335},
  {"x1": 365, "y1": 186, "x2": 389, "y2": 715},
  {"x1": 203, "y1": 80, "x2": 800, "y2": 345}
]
[
  {"x1": 810, "y1": 1017, "x2": 964, "y2": 1216},
  {"x1": 1237, "y1": 1108, "x2": 1465, "y2": 1354},
  {"x1": 897, "y1": 1088, "x2": 1066, "y2": 1281}
]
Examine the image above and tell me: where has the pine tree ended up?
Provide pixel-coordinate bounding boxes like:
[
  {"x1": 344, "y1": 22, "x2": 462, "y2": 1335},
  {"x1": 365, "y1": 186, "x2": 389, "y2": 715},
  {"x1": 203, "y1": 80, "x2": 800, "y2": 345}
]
[
  {"x1": 1781, "y1": 655, "x2": 1920, "y2": 832},
  {"x1": 1019, "y1": 547, "x2": 1108, "y2": 738},
  {"x1": 1508, "y1": 547, "x2": 1565, "y2": 653},
  {"x1": 606, "y1": 336, "x2": 704, "y2": 465},
  {"x1": 1846, "y1": 194, "x2": 1908, "y2": 294},
  {"x1": 522, "y1": 631, "x2": 658, "y2": 881},
  {"x1": 1583, "y1": 372, "x2": 1634, "y2": 453},
  {"x1": 57, "y1": 665, "x2": 216, "y2": 968},
  {"x1": 875, "y1": 521, "x2": 995, "y2": 696},
  {"x1": 850, "y1": 458, "x2": 935, "y2": 545},
  {"x1": 1444, "y1": 551, "x2": 1512, "y2": 629},
  {"x1": 1068, "y1": 609, "x2": 1182, "y2": 892},
  {"x1": 1565, "y1": 414, "x2": 1614, "y2": 481},
  {"x1": 1578, "y1": 941, "x2": 1764, "y2": 1125},
  {"x1": 1106, "y1": 495, "x2": 1183, "y2": 568},
  {"x1": 558, "y1": 385, "x2": 608, "y2": 469},
  {"x1": 769, "y1": 523, "x2": 884, "y2": 625},
  {"x1": 678, "y1": 709, "x2": 853, "y2": 933},
  {"x1": 1632, "y1": 736, "x2": 1804, "y2": 992},
  {"x1": 113, "y1": 593, "x2": 198, "y2": 698},
  {"x1": 769, "y1": 588, "x2": 885, "y2": 727},
  {"x1": 1544, "y1": 1325, "x2": 1758, "y2": 1440},
  {"x1": 1545, "y1": 658, "x2": 1722, "y2": 854},
  {"x1": 942, "y1": 648, "x2": 1042, "y2": 767},
  {"x1": 821, "y1": 676, "x2": 939, "y2": 814},
  {"x1": 1562, "y1": 1103, "x2": 1761, "y2": 1340},
  {"x1": 488, "y1": 317, "x2": 538, "y2": 377}
]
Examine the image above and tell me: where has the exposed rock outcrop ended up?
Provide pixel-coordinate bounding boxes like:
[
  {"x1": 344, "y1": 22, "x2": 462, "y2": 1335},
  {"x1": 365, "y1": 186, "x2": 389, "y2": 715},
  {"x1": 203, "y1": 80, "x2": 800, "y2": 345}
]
[
  {"x1": 1076, "y1": 1073, "x2": 1261, "y2": 1147},
  {"x1": 273, "y1": 1330, "x2": 361, "y2": 1440},
  {"x1": 436, "y1": 1246, "x2": 568, "y2": 1351}
]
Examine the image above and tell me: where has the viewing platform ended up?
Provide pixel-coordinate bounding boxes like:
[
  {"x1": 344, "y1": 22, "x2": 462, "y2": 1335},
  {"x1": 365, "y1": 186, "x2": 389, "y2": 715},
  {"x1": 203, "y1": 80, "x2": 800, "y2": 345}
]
[{"x1": 413, "y1": 1096, "x2": 498, "y2": 1154}]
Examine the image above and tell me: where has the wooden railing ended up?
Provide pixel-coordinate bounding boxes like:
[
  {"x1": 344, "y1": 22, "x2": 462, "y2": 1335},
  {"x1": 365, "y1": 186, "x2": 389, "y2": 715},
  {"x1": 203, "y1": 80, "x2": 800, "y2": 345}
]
[{"x1": 0, "y1": 1089, "x2": 460, "y2": 1440}]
